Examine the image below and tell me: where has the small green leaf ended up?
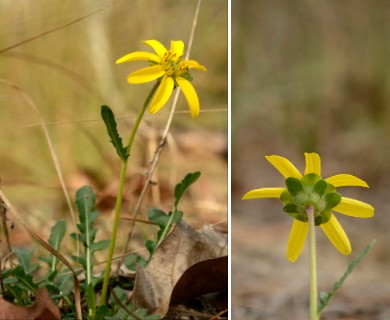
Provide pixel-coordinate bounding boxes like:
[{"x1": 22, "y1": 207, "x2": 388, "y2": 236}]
[
  {"x1": 301, "y1": 173, "x2": 321, "y2": 187},
  {"x1": 313, "y1": 179, "x2": 327, "y2": 197},
  {"x1": 147, "y1": 208, "x2": 169, "y2": 228},
  {"x1": 317, "y1": 239, "x2": 376, "y2": 315},
  {"x1": 324, "y1": 192, "x2": 342, "y2": 210},
  {"x1": 280, "y1": 189, "x2": 292, "y2": 204},
  {"x1": 124, "y1": 254, "x2": 148, "y2": 271},
  {"x1": 90, "y1": 240, "x2": 110, "y2": 253},
  {"x1": 174, "y1": 172, "x2": 201, "y2": 210},
  {"x1": 285, "y1": 177, "x2": 303, "y2": 196},
  {"x1": 172, "y1": 210, "x2": 183, "y2": 223},
  {"x1": 101, "y1": 105, "x2": 128, "y2": 161},
  {"x1": 13, "y1": 248, "x2": 40, "y2": 275},
  {"x1": 283, "y1": 203, "x2": 306, "y2": 215}
]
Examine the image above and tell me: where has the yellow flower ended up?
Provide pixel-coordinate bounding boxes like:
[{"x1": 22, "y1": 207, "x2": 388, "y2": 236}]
[
  {"x1": 242, "y1": 152, "x2": 374, "y2": 262},
  {"x1": 116, "y1": 40, "x2": 206, "y2": 118}
]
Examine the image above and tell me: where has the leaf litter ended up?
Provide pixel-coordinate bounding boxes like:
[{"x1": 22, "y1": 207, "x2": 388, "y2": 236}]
[{"x1": 131, "y1": 220, "x2": 228, "y2": 318}]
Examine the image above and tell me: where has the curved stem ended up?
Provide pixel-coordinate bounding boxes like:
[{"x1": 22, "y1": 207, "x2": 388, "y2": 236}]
[
  {"x1": 100, "y1": 82, "x2": 159, "y2": 305},
  {"x1": 307, "y1": 205, "x2": 318, "y2": 320}
]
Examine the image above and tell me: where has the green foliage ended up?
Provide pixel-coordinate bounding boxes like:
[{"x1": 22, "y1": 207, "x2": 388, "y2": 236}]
[
  {"x1": 13, "y1": 248, "x2": 40, "y2": 275},
  {"x1": 70, "y1": 185, "x2": 110, "y2": 318},
  {"x1": 125, "y1": 172, "x2": 200, "y2": 271},
  {"x1": 106, "y1": 287, "x2": 161, "y2": 320},
  {"x1": 1, "y1": 175, "x2": 200, "y2": 318},
  {"x1": 39, "y1": 220, "x2": 66, "y2": 274},
  {"x1": 101, "y1": 105, "x2": 128, "y2": 161},
  {"x1": 1, "y1": 265, "x2": 37, "y2": 304},
  {"x1": 318, "y1": 239, "x2": 376, "y2": 315},
  {"x1": 174, "y1": 171, "x2": 201, "y2": 211}
]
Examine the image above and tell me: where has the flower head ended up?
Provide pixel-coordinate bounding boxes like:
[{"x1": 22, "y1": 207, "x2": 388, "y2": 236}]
[
  {"x1": 116, "y1": 40, "x2": 206, "y2": 118},
  {"x1": 242, "y1": 152, "x2": 374, "y2": 262}
]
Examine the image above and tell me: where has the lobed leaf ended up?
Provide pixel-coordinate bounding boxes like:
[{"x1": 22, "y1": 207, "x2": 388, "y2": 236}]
[
  {"x1": 101, "y1": 105, "x2": 128, "y2": 161},
  {"x1": 174, "y1": 172, "x2": 201, "y2": 210},
  {"x1": 317, "y1": 239, "x2": 376, "y2": 315}
]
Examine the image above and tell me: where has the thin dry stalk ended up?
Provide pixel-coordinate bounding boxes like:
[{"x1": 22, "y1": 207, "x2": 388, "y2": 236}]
[
  {"x1": 0, "y1": 1, "x2": 115, "y2": 55},
  {"x1": 0, "y1": 201, "x2": 12, "y2": 255},
  {"x1": 0, "y1": 79, "x2": 78, "y2": 252},
  {"x1": 117, "y1": 0, "x2": 203, "y2": 270}
]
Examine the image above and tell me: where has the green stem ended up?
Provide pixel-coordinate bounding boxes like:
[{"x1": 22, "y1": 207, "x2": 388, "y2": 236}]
[
  {"x1": 100, "y1": 82, "x2": 159, "y2": 305},
  {"x1": 307, "y1": 205, "x2": 318, "y2": 320}
]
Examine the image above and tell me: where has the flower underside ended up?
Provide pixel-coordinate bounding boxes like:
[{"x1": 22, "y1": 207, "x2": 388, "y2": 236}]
[{"x1": 281, "y1": 173, "x2": 341, "y2": 226}]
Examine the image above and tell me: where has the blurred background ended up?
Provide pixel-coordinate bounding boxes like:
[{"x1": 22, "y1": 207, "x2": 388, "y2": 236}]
[
  {"x1": 0, "y1": 0, "x2": 227, "y2": 263},
  {"x1": 232, "y1": 1, "x2": 390, "y2": 319}
]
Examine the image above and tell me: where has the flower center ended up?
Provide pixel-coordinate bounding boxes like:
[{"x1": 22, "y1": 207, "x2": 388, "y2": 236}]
[
  {"x1": 161, "y1": 51, "x2": 189, "y2": 78},
  {"x1": 280, "y1": 173, "x2": 341, "y2": 226}
]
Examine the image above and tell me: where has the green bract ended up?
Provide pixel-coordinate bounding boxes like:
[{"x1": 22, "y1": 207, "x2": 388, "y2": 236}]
[{"x1": 281, "y1": 173, "x2": 341, "y2": 226}]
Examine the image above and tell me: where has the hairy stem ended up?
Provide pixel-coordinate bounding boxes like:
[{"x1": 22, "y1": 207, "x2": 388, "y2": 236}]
[{"x1": 307, "y1": 205, "x2": 318, "y2": 320}]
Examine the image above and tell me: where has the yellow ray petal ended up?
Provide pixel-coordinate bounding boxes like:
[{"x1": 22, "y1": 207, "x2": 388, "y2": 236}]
[
  {"x1": 127, "y1": 65, "x2": 165, "y2": 84},
  {"x1": 170, "y1": 40, "x2": 184, "y2": 59},
  {"x1": 142, "y1": 40, "x2": 167, "y2": 58},
  {"x1": 176, "y1": 77, "x2": 200, "y2": 118},
  {"x1": 265, "y1": 155, "x2": 302, "y2": 179},
  {"x1": 304, "y1": 152, "x2": 321, "y2": 175},
  {"x1": 242, "y1": 188, "x2": 285, "y2": 200},
  {"x1": 333, "y1": 197, "x2": 374, "y2": 218},
  {"x1": 320, "y1": 214, "x2": 351, "y2": 256},
  {"x1": 287, "y1": 220, "x2": 309, "y2": 262},
  {"x1": 325, "y1": 174, "x2": 368, "y2": 188},
  {"x1": 149, "y1": 75, "x2": 174, "y2": 114},
  {"x1": 185, "y1": 60, "x2": 207, "y2": 72},
  {"x1": 115, "y1": 52, "x2": 161, "y2": 64}
]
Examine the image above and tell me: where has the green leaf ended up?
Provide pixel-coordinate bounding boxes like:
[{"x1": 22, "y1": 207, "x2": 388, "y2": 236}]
[
  {"x1": 2, "y1": 265, "x2": 38, "y2": 295},
  {"x1": 90, "y1": 240, "x2": 110, "y2": 253},
  {"x1": 39, "y1": 220, "x2": 67, "y2": 271},
  {"x1": 13, "y1": 248, "x2": 40, "y2": 275},
  {"x1": 101, "y1": 105, "x2": 128, "y2": 161},
  {"x1": 317, "y1": 239, "x2": 376, "y2": 316},
  {"x1": 147, "y1": 208, "x2": 169, "y2": 228},
  {"x1": 283, "y1": 203, "x2": 306, "y2": 215},
  {"x1": 73, "y1": 185, "x2": 108, "y2": 298},
  {"x1": 324, "y1": 192, "x2": 342, "y2": 210},
  {"x1": 172, "y1": 210, "x2": 183, "y2": 223},
  {"x1": 124, "y1": 254, "x2": 148, "y2": 271},
  {"x1": 285, "y1": 177, "x2": 303, "y2": 197},
  {"x1": 174, "y1": 172, "x2": 201, "y2": 210},
  {"x1": 313, "y1": 179, "x2": 327, "y2": 197},
  {"x1": 279, "y1": 189, "x2": 292, "y2": 204},
  {"x1": 48, "y1": 219, "x2": 67, "y2": 250}
]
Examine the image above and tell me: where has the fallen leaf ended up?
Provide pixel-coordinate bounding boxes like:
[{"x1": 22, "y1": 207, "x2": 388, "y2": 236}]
[
  {"x1": 0, "y1": 287, "x2": 61, "y2": 320},
  {"x1": 131, "y1": 220, "x2": 228, "y2": 316}
]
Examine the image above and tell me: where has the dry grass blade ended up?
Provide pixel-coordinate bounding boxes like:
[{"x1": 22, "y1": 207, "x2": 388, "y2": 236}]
[
  {"x1": 0, "y1": 1, "x2": 115, "y2": 55},
  {"x1": 0, "y1": 188, "x2": 82, "y2": 320},
  {"x1": 0, "y1": 79, "x2": 77, "y2": 252},
  {"x1": 117, "y1": 0, "x2": 203, "y2": 271},
  {"x1": 0, "y1": 202, "x2": 12, "y2": 255}
]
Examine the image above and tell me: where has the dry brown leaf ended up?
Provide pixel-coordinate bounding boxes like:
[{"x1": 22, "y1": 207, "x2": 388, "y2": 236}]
[
  {"x1": 0, "y1": 287, "x2": 61, "y2": 320},
  {"x1": 131, "y1": 220, "x2": 228, "y2": 316}
]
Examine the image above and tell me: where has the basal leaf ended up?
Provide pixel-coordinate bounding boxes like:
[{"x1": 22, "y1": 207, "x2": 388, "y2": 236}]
[
  {"x1": 90, "y1": 240, "x2": 110, "y2": 253},
  {"x1": 13, "y1": 248, "x2": 40, "y2": 275},
  {"x1": 42, "y1": 220, "x2": 67, "y2": 271},
  {"x1": 124, "y1": 254, "x2": 148, "y2": 271},
  {"x1": 101, "y1": 105, "x2": 128, "y2": 161}
]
